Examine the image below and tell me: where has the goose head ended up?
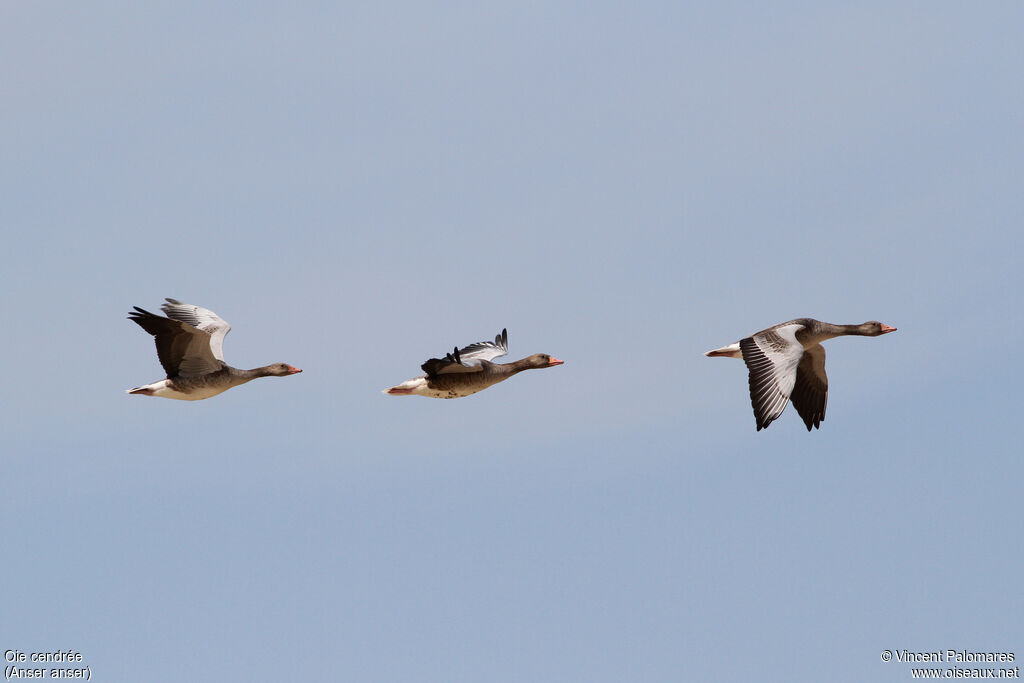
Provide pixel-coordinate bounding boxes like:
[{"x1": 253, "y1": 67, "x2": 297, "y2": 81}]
[
  {"x1": 265, "y1": 363, "x2": 303, "y2": 376},
  {"x1": 527, "y1": 354, "x2": 564, "y2": 368},
  {"x1": 859, "y1": 321, "x2": 897, "y2": 336}
]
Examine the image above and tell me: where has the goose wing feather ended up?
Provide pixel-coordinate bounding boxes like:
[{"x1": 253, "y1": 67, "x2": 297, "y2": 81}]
[
  {"x1": 421, "y1": 329, "x2": 508, "y2": 376},
  {"x1": 790, "y1": 344, "x2": 828, "y2": 431},
  {"x1": 128, "y1": 306, "x2": 223, "y2": 378},
  {"x1": 160, "y1": 298, "x2": 231, "y2": 362},
  {"x1": 740, "y1": 323, "x2": 805, "y2": 431}
]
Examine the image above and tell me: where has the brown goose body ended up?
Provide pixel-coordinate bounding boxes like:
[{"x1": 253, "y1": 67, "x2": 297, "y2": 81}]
[
  {"x1": 385, "y1": 329, "x2": 563, "y2": 398},
  {"x1": 127, "y1": 362, "x2": 301, "y2": 401},
  {"x1": 705, "y1": 318, "x2": 896, "y2": 431},
  {"x1": 127, "y1": 298, "x2": 301, "y2": 401}
]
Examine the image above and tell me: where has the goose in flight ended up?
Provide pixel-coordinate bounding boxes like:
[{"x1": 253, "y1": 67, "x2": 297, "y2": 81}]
[
  {"x1": 127, "y1": 298, "x2": 301, "y2": 400},
  {"x1": 385, "y1": 328, "x2": 563, "y2": 398},
  {"x1": 706, "y1": 318, "x2": 896, "y2": 430}
]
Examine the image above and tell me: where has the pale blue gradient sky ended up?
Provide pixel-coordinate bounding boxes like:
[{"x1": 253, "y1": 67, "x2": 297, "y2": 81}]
[{"x1": 2, "y1": 3, "x2": 1021, "y2": 682}]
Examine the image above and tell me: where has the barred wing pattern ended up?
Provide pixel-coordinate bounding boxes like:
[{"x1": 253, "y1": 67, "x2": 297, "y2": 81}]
[
  {"x1": 421, "y1": 329, "x2": 509, "y2": 377},
  {"x1": 160, "y1": 298, "x2": 232, "y2": 363},
  {"x1": 127, "y1": 305, "x2": 223, "y2": 378},
  {"x1": 739, "y1": 323, "x2": 805, "y2": 431}
]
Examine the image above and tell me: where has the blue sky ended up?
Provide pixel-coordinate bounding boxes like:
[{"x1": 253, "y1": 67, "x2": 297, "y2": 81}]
[{"x1": 2, "y1": 3, "x2": 1021, "y2": 681}]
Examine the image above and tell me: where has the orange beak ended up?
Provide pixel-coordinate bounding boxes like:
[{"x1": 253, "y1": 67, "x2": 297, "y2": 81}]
[
  {"x1": 548, "y1": 357, "x2": 564, "y2": 366},
  {"x1": 880, "y1": 324, "x2": 897, "y2": 334},
  {"x1": 287, "y1": 366, "x2": 303, "y2": 374}
]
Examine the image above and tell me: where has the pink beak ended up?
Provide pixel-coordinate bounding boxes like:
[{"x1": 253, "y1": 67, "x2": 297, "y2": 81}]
[
  {"x1": 880, "y1": 324, "x2": 897, "y2": 334},
  {"x1": 548, "y1": 357, "x2": 565, "y2": 366},
  {"x1": 287, "y1": 366, "x2": 303, "y2": 374}
]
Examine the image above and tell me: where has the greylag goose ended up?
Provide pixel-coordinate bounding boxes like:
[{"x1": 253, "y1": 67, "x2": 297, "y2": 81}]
[
  {"x1": 127, "y1": 298, "x2": 301, "y2": 400},
  {"x1": 705, "y1": 318, "x2": 896, "y2": 431},
  {"x1": 384, "y1": 328, "x2": 563, "y2": 398}
]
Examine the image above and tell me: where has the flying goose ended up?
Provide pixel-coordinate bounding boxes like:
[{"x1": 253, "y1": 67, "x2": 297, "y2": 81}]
[
  {"x1": 706, "y1": 318, "x2": 896, "y2": 431},
  {"x1": 127, "y1": 298, "x2": 301, "y2": 400},
  {"x1": 385, "y1": 328, "x2": 563, "y2": 398}
]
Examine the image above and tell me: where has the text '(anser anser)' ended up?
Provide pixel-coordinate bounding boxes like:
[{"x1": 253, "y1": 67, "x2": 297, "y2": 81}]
[{"x1": 706, "y1": 318, "x2": 896, "y2": 431}]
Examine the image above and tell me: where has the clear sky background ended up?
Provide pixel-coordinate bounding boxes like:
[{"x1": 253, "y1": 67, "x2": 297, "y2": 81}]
[{"x1": 2, "y1": 3, "x2": 1021, "y2": 682}]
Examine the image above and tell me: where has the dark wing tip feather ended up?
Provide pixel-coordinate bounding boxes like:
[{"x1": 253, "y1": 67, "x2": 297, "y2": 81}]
[
  {"x1": 442, "y1": 347, "x2": 461, "y2": 365},
  {"x1": 128, "y1": 307, "x2": 166, "y2": 331},
  {"x1": 791, "y1": 353, "x2": 827, "y2": 432},
  {"x1": 424, "y1": 345, "x2": 468, "y2": 377},
  {"x1": 421, "y1": 357, "x2": 449, "y2": 377}
]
